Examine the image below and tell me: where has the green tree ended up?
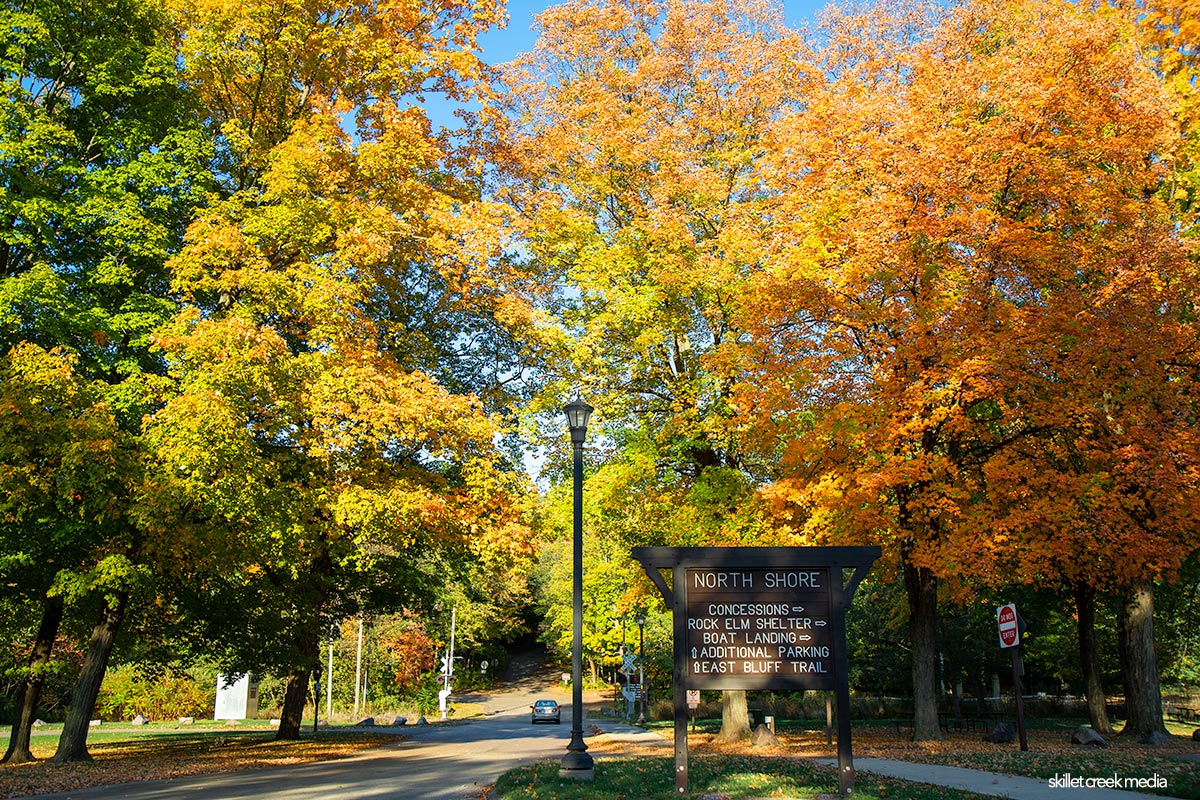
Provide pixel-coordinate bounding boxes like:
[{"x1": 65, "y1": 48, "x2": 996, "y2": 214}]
[
  {"x1": 0, "y1": 0, "x2": 211, "y2": 762},
  {"x1": 0, "y1": 345, "x2": 128, "y2": 762}
]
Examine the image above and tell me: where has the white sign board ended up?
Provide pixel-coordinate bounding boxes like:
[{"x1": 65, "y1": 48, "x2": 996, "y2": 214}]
[{"x1": 215, "y1": 673, "x2": 259, "y2": 720}]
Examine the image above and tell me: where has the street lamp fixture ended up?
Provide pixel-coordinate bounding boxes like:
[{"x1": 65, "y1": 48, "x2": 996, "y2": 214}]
[
  {"x1": 564, "y1": 398, "x2": 593, "y2": 442},
  {"x1": 560, "y1": 397, "x2": 594, "y2": 780}
]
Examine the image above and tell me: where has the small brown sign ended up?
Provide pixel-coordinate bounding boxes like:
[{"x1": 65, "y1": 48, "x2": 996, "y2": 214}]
[{"x1": 632, "y1": 545, "x2": 880, "y2": 798}]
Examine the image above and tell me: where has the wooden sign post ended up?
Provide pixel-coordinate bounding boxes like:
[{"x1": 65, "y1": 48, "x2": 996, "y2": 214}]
[{"x1": 632, "y1": 546, "x2": 880, "y2": 797}]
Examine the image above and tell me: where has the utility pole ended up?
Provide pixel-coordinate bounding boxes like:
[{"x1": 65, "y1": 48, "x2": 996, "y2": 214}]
[
  {"x1": 449, "y1": 607, "x2": 456, "y2": 675},
  {"x1": 326, "y1": 637, "x2": 334, "y2": 721},
  {"x1": 354, "y1": 614, "x2": 364, "y2": 717}
]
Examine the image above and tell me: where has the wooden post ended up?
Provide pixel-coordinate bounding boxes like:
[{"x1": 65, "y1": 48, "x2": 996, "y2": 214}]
[
  {"x1": 834, "y1": 568, "x2": 855, "y2": 796},
  {"x1": 673, "y1": 563, "x2": 688, "y2": 794},
  {"x1": 826, "y1": 691, "x2": 833, "y2": 747}
]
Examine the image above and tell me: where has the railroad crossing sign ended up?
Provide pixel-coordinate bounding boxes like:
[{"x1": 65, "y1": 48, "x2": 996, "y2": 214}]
[{"x1": 997, "y1": 603, "x2": 1020, "y2": 648}]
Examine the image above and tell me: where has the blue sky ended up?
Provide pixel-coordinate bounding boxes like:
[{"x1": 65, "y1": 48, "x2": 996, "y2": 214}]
[
  {"x1": 476, "y1": 0, "x2": 831, "y2": 66},
  {"x1": 421, "y1": 0, "x2": 830, "y2": 129}
]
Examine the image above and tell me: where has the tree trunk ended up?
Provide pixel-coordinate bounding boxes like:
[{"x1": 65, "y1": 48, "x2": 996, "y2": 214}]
[
  {"x1": 716, "y1": 689, "x2": 751, "y2": 742},
  {"x1": 904, "y1": 559, "x2": 941, "y2": 741},
  {"x1": 53, "y1": 592, "x2": 128, "y2": 763},
  {"x1": 1073, "y1": 582, "x2": 1113, "y2": 735},
  {"x1": 276, "y1": 667, "x2": 311, "y2": 740},
  {"x1": 3, "y1": 595, "x2": 64, "y2": 764},
  {"x1": 276, "y1": 621, "x2": 322, "y2": 741},
  {"x1": 1118, "y1": 580, "x2": 1168, "y2": 739}
]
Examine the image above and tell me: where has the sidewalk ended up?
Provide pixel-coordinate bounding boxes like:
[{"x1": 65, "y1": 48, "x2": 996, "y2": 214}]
[
  {"x1": 822, "y1": 757, "x2": 1167, "y2": 800},
  {"x1": 590, "y1": 718, "x2": 672, "y2": 748}
]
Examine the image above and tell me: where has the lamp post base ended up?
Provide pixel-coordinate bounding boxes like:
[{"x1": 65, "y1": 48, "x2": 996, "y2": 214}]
[{"x1": 559, "y1": 749, "x2": 594, "y2": 780}]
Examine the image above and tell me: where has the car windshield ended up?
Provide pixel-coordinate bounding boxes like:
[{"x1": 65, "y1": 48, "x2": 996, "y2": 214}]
[{"x1": 535, "y1": 701, "x2": 556, "y2": 707}]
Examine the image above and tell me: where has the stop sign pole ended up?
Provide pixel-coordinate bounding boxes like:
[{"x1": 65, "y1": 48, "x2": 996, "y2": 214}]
[{"x1": 997, "y1": 603, "x2": 1028, "y2": 751}]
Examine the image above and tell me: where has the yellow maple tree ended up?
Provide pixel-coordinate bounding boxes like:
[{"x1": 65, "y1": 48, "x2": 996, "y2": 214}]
[{"x1": 139, "y1": 0, "x2": 536, "y2": 740}]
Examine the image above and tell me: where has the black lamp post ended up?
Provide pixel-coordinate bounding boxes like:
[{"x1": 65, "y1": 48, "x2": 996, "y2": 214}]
[
  {"x1": 560, "y1": 398, "x2": 594, "y2": 779},
  {"x1": 635, "y1": 613, "x2": 646, "y2": 724}
]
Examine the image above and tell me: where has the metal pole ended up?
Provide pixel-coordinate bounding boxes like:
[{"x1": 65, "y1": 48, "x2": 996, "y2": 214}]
[
  {"x1": 354, "y1": 614, "x2": 363, "y2": 717},
  {"x1": 1012, "y1": 647, "x2": 1029, "y2": 751},
  {"x1": 449, "y1": 607, "x2": 457, "y2": 682},
  {"x1": 560, "y1": 424, "x2": 594, "y2": 778},
  {"x1": 638, "y1": 617, "x2": 646, "y2": 724},
  {"x1": 624, "y1": 646, "x2": 632, "y2": 722},
  {"x1": 326, "y1": 639, "x2": 333, "y2": 721}
]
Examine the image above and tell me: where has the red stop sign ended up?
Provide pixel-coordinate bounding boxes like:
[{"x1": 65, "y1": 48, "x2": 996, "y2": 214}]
[{"x1": 997, "y1": 603, "x2": 1020, "y2": 648}]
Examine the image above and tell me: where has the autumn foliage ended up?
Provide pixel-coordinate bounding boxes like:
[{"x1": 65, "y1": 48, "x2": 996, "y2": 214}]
[
  {"x1": 725, "y1": 0, "x2": 1198, "y2": 738},
  {"x1": 2, "y1": 0, "x2": 1199, "y2": 765}
]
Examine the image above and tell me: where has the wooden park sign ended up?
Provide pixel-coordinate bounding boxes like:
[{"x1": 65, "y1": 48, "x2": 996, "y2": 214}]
[{"x1": 632, "y1": 546, "x2": 881, "y2": 796}]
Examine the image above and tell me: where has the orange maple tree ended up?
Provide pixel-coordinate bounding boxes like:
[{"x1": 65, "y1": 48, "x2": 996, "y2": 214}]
[{"x1": 733, "y1": 0, "x2": 1197, "y2": 740}]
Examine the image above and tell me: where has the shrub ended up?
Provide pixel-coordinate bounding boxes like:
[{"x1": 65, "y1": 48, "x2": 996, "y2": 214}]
[{"x1": 95, "y1": 665, "x2": 213, "y2": 721}]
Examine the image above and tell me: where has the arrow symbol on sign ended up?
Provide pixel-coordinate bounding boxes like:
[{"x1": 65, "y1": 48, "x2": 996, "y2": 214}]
[
  {"x1": 815, "y1": 620, "x2": 827, "y2": 627},
  {"x1": 799, "y1": 635, "x2": 812, "y2": 642},
  {"x1": 792, "y1": 605, "x2": 805, "y2": 613},
  {"x1": 691, "y1": 647, "x2": 697, "y2": 658}
]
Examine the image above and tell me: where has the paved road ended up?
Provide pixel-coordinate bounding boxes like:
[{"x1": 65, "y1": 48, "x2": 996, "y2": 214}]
[
  {"x1": 22, "y1": 649, "x2": 594, "y2": 800},
  {"x1": 24, "y1": 708, "x2": 576, "y2": 800}
]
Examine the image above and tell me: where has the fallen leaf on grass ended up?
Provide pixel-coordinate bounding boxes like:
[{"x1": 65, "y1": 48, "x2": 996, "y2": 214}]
[{"x1": 0, "y1": 732, "x2": 401, "y2": 799}]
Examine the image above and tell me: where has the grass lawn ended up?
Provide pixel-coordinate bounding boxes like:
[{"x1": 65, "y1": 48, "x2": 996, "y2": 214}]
[
  {"x1": 889, "y1": 719, "x2": 1200, "y2": 800},
  {"x1": 492, "y1": 754, "x2": 991, "y2": 800},
  {"x1": 3, "y1": 714, "x2": 1196, "y2": 800},
  {"x1": 0, "y1": 722, "x2": 401, "y2": 799},
  {"x1": 532, "y1": 715, "x2": 1200, "y2": 800}
]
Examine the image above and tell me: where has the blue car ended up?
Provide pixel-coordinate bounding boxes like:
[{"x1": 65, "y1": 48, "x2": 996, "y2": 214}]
[{"x1": 531, "y1": 699, "x2": 561, "y2": 724}]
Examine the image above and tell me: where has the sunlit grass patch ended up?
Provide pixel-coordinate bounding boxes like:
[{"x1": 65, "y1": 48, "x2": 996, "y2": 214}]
[{"x1": 491, "y1": 754, "x2": 995, "y2": 799}]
